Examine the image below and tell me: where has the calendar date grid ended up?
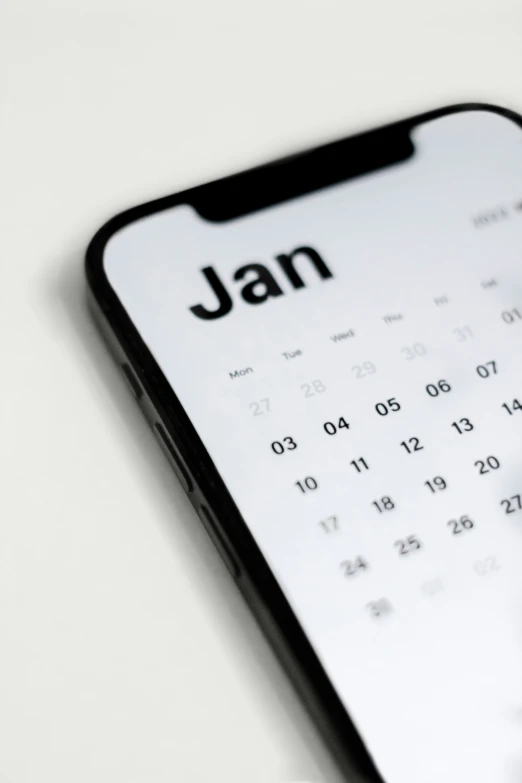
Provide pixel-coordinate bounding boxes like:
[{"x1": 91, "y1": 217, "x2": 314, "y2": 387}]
[{"x1": 232, "y1": 307, "x2": 522, "y2": 618}]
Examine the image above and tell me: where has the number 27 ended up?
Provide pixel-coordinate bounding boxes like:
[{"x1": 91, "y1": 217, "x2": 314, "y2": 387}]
[
  {"x1": 501, "y1": 494, "x2": 522, "y2": 514},
  {"x1": 249, "y1": 399, "x2": 270, "y2": 416}
]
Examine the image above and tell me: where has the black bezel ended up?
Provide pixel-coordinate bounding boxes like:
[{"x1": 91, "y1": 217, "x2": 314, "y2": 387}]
[{"x1": 85, "y1": 103, "x2": 522, "y2": 782}]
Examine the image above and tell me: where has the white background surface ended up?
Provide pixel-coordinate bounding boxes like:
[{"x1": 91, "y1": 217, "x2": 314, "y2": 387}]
[{"x1": 1, "y1": 2, "x2": 521, "y2": 782}]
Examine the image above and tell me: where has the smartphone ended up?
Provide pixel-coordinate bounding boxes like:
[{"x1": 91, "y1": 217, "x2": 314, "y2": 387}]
[{"x1": 86, "y1": 104, "x2": 522, "y2": 783}]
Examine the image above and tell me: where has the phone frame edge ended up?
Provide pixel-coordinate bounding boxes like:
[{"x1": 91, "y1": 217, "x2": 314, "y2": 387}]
[{"x1": 84, "y1": 102, "x2": 522, "y2": 783}]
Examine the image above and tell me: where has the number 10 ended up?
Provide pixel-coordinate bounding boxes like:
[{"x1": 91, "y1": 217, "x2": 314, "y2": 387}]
[{"x1": 295, "y1": 477, "x2": 318, "y2": 493}]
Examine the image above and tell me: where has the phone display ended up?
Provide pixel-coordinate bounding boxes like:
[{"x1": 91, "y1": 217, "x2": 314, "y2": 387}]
[{"x1": 90, "y1": 108, "x2": 522, "y2": 783}]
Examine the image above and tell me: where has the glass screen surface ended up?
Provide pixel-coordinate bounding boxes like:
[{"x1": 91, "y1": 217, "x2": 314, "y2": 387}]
[{"x1": 104, "y1": 111, "x2": 522, "y2": 783}]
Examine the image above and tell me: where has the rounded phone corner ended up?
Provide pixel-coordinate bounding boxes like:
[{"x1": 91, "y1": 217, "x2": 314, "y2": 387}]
[{"x1": 85, "y1": 192, "x2": 184, "y2": 309}]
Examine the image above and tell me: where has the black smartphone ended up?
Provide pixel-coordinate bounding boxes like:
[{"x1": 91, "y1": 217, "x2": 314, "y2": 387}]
[{"x1": 86, "y1": 104, "x2": 522, "y2": 783}]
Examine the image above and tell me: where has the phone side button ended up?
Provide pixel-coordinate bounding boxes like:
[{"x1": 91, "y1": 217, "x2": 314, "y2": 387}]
[
  {"x1": 153, "y1": 422, "x2": 194, "y2": 494},
  {"x1": 198, "y1": 505, "x2": 240, "y2": 579},
  {"x1": 121, "y1": 362, "x2": 143, "y2": 400}
]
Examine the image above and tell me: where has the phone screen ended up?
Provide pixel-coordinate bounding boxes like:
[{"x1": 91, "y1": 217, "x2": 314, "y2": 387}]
[{"x1": 103, "y1": 110, "x2": 522, "y2": 783}]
